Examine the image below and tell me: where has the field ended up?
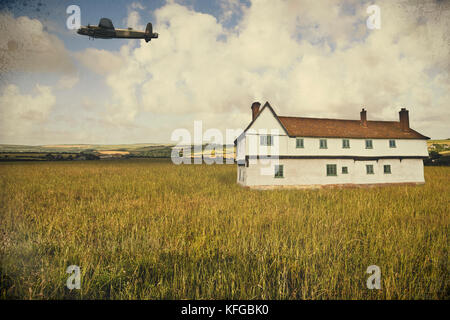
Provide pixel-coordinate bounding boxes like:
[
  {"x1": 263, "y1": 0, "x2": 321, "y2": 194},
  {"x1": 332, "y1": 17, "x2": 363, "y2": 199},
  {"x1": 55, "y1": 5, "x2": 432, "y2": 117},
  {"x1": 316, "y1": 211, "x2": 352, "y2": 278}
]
[
  {"x1": 0, "y1": 144, "x2": 235, "y2": 161},
  {"x1": 0, "y1": 160, "x2": 448, "y2": 299}
]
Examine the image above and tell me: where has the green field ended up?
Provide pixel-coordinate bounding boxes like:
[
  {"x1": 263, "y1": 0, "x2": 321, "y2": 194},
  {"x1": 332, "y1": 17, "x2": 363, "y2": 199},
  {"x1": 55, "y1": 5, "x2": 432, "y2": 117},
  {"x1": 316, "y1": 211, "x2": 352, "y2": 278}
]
[
  {"x1": 0, "y1": 160, "x2": 448, "y2": 299},
  {"x1": 427, "y1": 140, "x2": 450, "y2": 145}
]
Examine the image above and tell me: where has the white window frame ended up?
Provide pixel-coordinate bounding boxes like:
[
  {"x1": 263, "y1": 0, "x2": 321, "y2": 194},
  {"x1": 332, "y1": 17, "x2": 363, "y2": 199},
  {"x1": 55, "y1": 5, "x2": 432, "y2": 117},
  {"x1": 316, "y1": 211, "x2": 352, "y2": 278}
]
[
  {"x1": 260, "y1": 135, "x2": 273, "y2": 146},
  {"x1": 274, "y1": 164, "x2": 284, "y2": 178}
]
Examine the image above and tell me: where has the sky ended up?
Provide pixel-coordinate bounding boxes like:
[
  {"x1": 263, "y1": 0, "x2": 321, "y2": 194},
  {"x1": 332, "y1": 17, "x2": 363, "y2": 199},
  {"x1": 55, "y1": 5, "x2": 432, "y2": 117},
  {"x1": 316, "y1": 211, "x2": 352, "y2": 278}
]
[{"x1": 0, "y1": 0, "x2": 449, "y2": 145}]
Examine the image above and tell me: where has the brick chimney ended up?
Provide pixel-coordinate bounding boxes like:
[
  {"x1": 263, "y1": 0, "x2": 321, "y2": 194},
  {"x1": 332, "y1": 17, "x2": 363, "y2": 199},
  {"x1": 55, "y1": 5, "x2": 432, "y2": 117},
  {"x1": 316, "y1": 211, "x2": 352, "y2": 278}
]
[
  {"x1": 360, "y1": 108, "x2": 367, "y2": 127},
  {"x1": 251, "y1": 102, "x2": 261, "y2": 121},
  {"x1": 399, "y1": 108, "x2": 409, "y2": 131}
]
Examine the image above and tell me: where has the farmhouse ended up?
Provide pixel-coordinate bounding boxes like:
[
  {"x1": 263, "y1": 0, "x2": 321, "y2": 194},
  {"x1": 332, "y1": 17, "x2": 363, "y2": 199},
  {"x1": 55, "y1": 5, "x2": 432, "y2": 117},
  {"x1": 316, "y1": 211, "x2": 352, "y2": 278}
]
[{"x1": 235, "y1": 102, "x2": 429, "y2": 188}]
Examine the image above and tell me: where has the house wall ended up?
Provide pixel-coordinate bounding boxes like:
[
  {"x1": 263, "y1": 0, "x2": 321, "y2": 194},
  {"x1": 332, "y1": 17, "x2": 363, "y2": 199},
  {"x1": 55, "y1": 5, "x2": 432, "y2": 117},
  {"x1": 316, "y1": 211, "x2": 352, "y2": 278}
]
[
  {"x1": 243, "y1": 134, "x2": 428, "y2": 158},
  {"x1": 237, "y1": 165, "x2": 246, "y2": 185},
  {"x1": 238, "y1": 158, "x2": 425, "y2": 187},
  {"x1": 236, "y1": 135, "x2": 246, "y2": 162},
  {"x1": 242, "y1": 106, "x2": 289, "y2": 156},
  {"x1": 239, "y1": 104, "x2": 429, "y2": 158},
  {"x1": 236, "y1": 105, "x2": 427, "y2": 187}
]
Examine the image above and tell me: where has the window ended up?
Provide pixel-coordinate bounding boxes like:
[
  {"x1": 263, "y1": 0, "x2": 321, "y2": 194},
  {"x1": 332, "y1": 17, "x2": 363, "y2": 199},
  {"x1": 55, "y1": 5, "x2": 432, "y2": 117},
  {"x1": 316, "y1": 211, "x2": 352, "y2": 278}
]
[
  {"x1": 365, "y1": 139, "x2": 373, "y2": 149},
  {"x1": 366, "y1": 164, "x2": 374, "y2": 174},
  {"x1": 384, "y1": 164, "x2": 391, "y2": 174},
  {"x1": 274, "y1": 165, "x2": 284, "y2": 178},
  {"x1": 320, "y1": 139, "x2": 328, "y2": 149},
  {"x1": 342, "y1": 139, "x2": 350, "y2": 148},
  {"x1": 326, "y1": 164, "x2": 337, "y2": 176},
  {"x1": 389, "y1": 140, "x2": 396, "y2": 148},
  {"x1": 342, "y1": 166, "x2": 348, "y2": 174},
  {"x1": 260, "y1": 135, "x2": 273, "y2": 146},
  {"x1": 296, "y1": 138, "x2": 304, "y2": 148}
]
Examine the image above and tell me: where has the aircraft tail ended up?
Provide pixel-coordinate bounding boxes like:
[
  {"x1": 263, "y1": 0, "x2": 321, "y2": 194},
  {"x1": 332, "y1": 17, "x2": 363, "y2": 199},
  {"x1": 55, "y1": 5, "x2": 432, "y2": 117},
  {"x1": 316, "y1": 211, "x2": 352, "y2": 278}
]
[{"x1": 145, "y1": 23, "x2": 158, "y2": 42}]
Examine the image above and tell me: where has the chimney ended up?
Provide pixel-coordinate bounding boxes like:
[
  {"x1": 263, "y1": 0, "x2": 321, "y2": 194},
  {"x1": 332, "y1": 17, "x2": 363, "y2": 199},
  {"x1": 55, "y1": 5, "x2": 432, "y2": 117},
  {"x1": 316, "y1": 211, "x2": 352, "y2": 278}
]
[
  {"x1": 360, "y1": 108, "x2": 367, "y2": 127},
  {"x1": 251, "y1": 102, "x2": 261, "y2": 121},
  {"x1": 399, "y1": 108, "x2": 409, "y2": 131}
]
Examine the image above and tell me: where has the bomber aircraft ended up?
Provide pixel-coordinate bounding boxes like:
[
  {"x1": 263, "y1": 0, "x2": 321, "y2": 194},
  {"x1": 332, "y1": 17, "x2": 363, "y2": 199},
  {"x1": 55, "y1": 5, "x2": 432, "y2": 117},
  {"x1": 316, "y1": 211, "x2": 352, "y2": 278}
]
[{"x1": 77, "y1": 18, "x2": 158, "y2": 43}]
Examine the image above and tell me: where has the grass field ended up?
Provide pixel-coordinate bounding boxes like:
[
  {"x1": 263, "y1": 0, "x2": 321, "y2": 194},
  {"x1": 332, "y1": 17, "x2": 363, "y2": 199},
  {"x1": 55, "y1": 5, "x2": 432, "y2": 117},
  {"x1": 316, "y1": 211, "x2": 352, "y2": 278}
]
[{"x1": 0, "y1": 160, "x2": 448, "y2": 299}]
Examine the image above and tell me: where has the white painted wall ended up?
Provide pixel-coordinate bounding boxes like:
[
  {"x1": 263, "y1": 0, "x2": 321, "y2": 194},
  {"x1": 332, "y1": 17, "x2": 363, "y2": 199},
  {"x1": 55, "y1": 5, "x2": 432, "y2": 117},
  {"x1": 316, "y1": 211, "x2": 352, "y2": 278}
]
[
  {"x1": 236, "y1": 105, "x2": 427, "y2": 187},
  {"x1": 243, "y1": 134, "x2": 428, "y2": 158},
  {"x1": 236, "y1": 135, "x2": 246, "y2": 161},
  {"x1": 241, "y1": 106, "x2": 428, "y2": 157},
  {"x1": 243, "y1": 107, "x2": 288, "y2": 156},
  {"x1": 237, "y1": 165, "x2": 246, "y2": 185},
  {"x1": 239, "y1": 158, "x2": 425, "y2": 187}
]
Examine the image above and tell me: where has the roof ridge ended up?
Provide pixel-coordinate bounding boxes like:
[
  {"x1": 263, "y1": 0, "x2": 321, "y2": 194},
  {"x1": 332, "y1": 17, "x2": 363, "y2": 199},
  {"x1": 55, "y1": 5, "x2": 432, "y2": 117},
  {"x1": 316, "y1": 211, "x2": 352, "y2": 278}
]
[
  {"x1": 276, "y1": 115, "x2": 429, "y2": 139},
  {"x1": 278, "y1": 115, "x2": 398, "y2": 123}
]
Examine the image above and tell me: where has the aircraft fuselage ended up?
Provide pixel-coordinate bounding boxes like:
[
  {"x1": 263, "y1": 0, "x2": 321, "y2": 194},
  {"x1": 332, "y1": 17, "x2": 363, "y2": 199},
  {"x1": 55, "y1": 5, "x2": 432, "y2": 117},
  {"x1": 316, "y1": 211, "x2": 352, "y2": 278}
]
[
  {"x1": 77, "y1": 26, "x2": 148, "y2": 39},
  {"x1": 77, "y1": 20, "x2": 158, "y2": 43}
]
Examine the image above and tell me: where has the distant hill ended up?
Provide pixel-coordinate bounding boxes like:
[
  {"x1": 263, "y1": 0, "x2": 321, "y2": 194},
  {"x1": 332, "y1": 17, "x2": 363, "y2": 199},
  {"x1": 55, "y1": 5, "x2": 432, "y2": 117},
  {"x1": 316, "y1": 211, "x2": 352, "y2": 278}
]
[
  {"x1": 427, "y1": 139, "x2": 450, "y2": 155},
  {"x1": 0, "y1": 143, "x2": 236, "y2": 161}
]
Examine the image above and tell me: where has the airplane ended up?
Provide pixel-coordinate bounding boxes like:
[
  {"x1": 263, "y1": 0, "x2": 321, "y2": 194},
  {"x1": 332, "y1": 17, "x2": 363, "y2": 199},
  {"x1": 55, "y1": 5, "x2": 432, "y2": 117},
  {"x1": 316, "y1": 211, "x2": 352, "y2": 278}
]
[{"x1": 77, "y1": 18, "x2": 158, "y2": 43}]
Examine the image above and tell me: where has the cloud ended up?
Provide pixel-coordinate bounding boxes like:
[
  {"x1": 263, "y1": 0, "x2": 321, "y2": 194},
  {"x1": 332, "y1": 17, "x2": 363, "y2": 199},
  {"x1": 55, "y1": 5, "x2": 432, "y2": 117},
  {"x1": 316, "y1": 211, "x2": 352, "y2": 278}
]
[
  {"x1": 124, "y1": 2, "x2": 145, "y2": 30},
  {"x1": 0, "y1": 84, "x2": 56, "y2": 143},
  {"x1": 131, "y1": 2, "x2": 145, "y2": 11},
  {"x1": 73, "y1": 0, "x2": 449, "y2": 140},
  {"x1": 3, "y1": 0, "x2": 448, "y2": 144},
  {"x1": 0, "y1": 13, "x2": 75, "y2": 74},
  {"x1": 218, "y1": 0, "x2": 246, "y2": 25},
  {"x1": 75, "y1": 49, "x2": 124, "y2": 75},
  {"x1": 57, "y1": 74, "x2": 79, "y2": 89}
]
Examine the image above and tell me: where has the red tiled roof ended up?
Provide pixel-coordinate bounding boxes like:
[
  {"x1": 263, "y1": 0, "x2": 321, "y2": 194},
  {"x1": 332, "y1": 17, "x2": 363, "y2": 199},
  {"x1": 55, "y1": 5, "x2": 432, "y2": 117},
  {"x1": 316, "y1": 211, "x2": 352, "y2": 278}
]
[
  {"x1": 278, "y1": 116, "x2": 429, "y2": 139},
  {"x1": 236, "y1": 102, "x2": 430, "y2": 143}
]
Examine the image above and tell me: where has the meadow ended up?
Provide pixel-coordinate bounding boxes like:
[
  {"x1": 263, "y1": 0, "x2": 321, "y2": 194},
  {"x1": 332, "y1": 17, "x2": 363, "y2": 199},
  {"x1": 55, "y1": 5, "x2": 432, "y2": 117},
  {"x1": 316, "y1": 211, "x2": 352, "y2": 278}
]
[{"x1": 0, "y1": 160, "x2": 448, "y2": 299}]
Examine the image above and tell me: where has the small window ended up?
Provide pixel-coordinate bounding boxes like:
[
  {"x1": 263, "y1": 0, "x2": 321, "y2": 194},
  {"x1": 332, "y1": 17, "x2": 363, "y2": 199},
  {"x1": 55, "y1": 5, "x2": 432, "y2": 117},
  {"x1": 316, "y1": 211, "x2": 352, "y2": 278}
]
[
  {"x1": 384, "y1": 164, "x2": 391, "y2": 174},
  {"x1": 320, "y1": 139, "x2": 328, "y2": 149},
  {"x1": 274, "y1": 165, "x2": 284, "y2": 178},
  {"x1": 326, "y1": 164, "x2": 337, "y2": 176},
  {"x1": 389, "y1": 140, "x2": 396, "y2": 148},
  {"x1": 366, "y1": 164, "x2": 374, "y2": 174},
  {"x1": 296, "y1": 138, "x2": 304, "y2": 148},
  {"x1": 342, "y1": 166, "x2": 348, "y2": 174},
  {"x1": 365, "y1": 139, "x2": 373, "y2": 149},
  {"x1": 260, "y1": 135, "x2": 273, "y2": 146},
  {"x1": 342, "y1": 139, "x2": 350, "y2": 149}
]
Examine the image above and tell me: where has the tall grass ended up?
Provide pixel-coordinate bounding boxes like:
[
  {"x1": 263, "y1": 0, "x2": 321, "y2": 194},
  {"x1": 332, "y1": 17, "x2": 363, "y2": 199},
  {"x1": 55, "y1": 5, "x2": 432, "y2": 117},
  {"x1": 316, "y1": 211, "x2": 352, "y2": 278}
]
[{"x1": 0, "y1": 160, "x2": 448, "y2": 299}]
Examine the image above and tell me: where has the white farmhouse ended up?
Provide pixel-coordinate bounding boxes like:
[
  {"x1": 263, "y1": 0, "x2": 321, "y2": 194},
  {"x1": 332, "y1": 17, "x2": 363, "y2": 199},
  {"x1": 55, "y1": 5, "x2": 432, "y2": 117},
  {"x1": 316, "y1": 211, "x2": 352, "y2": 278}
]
[{"x1": 235, "y1": 102, "x2": 429, "y2": 188}]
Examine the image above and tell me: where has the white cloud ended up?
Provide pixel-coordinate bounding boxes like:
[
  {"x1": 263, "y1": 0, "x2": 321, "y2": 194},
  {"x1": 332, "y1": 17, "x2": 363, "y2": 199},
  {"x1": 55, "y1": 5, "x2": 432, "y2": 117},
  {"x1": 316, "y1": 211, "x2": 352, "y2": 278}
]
[
  {"x1": 4, "y1": 0, "x2": 448, "y2": 144},
  {"x1": 73, "y1": 0, "x2": 449, "y2": 139},
  {"x1": 218, "y1": 0, "x2": 245, "y2": 25},
  {"x1": 75, "y1": 49, "x2": 124, "y2": 75},
  {"x1": 131, "y1": 2, "x2": 145, "y2": 10},
  {"x1": 0, "y1": 84, "x2": 56, "y2": 143},
  {"x1": 124, "y1": 2, "x2": 145, "y2": 30},
  {"x1": 0, "y1": 13, "x2": 75, "y2": 74},
  {"x1": 57, "y1": 74, "x2": 79, "y2": 89}
]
